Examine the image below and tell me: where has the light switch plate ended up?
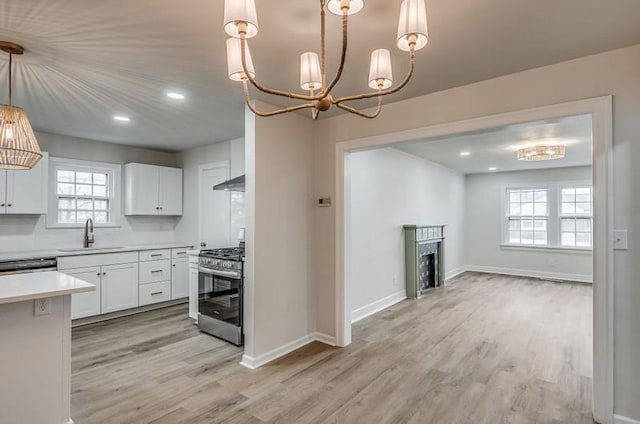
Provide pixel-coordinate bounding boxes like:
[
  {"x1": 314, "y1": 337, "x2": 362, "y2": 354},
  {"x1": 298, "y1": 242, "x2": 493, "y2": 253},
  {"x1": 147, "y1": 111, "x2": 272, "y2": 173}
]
[{"x1": 614, "y1": 230, "x2": 628, "y2": 250}]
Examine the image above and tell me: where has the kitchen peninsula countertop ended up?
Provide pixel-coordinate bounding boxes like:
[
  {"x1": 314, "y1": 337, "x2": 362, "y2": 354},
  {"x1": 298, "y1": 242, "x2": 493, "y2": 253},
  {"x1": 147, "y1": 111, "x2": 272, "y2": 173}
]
[{"x1": 0, "y1": 271, "x2": 95, "y2": 305}]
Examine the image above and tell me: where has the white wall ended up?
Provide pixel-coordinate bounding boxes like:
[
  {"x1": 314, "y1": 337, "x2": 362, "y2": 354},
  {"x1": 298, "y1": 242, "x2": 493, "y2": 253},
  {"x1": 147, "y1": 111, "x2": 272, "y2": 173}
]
[
  {"x1": 174, "y1": 138, "x2": 245, "y2": 248},
  {"x1": 464, "y1": 166, "x2": 592, "y2": 281},
  {"x1": 0, "y1": 132, "x2": 180, "y2": 253},
  {"x1": 348, "y1": 148, "x2": 465, "y2": 316},
  {"x1": 312, "y1": 44, "x2": 640, "y2": 420},
  {"x1": 243, "y1": 101, "x2": 314, "y2": 365}
]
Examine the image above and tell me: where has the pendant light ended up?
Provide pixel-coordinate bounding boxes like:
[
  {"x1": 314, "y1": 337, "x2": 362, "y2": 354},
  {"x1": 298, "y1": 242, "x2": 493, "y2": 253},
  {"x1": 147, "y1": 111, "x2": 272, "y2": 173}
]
[{"x1": 0, "y1": 41, "x2": 42, "y2": 170}]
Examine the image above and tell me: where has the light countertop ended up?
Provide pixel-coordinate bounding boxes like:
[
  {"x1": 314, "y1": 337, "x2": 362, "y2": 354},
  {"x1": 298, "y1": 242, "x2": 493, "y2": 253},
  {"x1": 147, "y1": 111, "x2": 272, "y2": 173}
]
[
  {"x1": 0, "y1": 242, "x2": 193, "y2": 262},
  {"x1": 0, "y1": 271, "x2": 96, "y2": 305}
]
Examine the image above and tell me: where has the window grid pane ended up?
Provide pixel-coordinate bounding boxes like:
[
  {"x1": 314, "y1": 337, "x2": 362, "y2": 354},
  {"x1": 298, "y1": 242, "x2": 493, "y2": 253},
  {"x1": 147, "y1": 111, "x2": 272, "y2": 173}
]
[
  {"x1": 56, "y1": 168, "x2": 111, "y2": 225},
  {"x1": 507, "y1": 188, "x2": 548, "y2": 246},
  {"x1": 560, "y1": 217, "x2": 593, "y2": 247}
]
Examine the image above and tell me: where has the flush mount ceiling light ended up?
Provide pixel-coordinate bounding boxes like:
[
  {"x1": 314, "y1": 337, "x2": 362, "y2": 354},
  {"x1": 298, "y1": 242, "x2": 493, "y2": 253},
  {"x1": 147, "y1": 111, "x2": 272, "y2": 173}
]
[
  {"x1": 113, "y1": 115, "x2": 131, "y2": 123},
  {"x1": 0, "y1": 41, "x2": 43, "y2": 170},
  {"x1": 224, "y1": 0, "x2": 428, "y2": 119},
  {"x1": 488, "y1": 167, "x2": 497, "y2": 171},
  {"x1": 167, "y1": 92, "x2": 185, "y2": 100},
  {"x1": 517, "y1": 145, "x2": 566, "y2": 161},
  {"x1": 460, "y1": 151, "x2": 470, "y2": 156}
]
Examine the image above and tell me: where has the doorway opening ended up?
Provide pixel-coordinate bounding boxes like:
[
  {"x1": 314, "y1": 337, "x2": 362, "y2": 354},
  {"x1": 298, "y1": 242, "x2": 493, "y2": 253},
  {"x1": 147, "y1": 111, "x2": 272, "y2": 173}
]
[{"x1": 335, "y1": 97, "x2": 613, "y2": 422}]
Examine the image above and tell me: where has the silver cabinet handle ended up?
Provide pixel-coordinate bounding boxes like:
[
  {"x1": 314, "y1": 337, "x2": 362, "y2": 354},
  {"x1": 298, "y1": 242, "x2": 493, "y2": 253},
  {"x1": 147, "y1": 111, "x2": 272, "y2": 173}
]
[
  {"x1": 172, "y1": 264, "x2": 176, "y2": 267},
  {"x1": 0, "y1": 203, "x2": 5, "y2": 207},
  {"x1": 7, "y1": 203, "x2": 12, "y2": 207},
  {"x1": 151, "y1": 254, "x2": 163, "y2": 257},
  {"x1": 150, "y1": 291, "x2": 163, "y2": 296},
  {"x1": 176, "y1": 251, "x2": 186, "y2": 255},
  {"x1": 151, "y1": 270, "x2": 163, "y2": 273}
]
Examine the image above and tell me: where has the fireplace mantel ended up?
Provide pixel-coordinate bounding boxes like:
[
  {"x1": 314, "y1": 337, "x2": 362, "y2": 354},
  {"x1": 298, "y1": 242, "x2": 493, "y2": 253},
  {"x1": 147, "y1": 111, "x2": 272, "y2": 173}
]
[{"x1": 404, "y1": 225, "x2": 446, "y2": 299}]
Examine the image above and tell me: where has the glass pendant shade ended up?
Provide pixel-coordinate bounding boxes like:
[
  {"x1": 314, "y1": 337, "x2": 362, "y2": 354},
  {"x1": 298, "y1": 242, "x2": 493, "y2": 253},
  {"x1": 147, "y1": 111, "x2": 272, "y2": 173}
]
[
  {"x1": 226, "y1": 38, "x2": 255, "y2": 81},
  {"x1": 327, "y1": 0, "x2": 364, "y2": 16},
  {"x1": 300, "y1": 52, "x2": 322, "y2": 91},
  {"x1": 0, "y1": 105, "x2": 42, "y2": 170},
  {"x1": 224, "y1": 0, "x2": 259, "y2": 39},
  {"x1": 397, "y1": 0, "x2": 429, "y2": 52},
  {"x1": 368, "y1": 49, "x2": 393, "y2": 89}
]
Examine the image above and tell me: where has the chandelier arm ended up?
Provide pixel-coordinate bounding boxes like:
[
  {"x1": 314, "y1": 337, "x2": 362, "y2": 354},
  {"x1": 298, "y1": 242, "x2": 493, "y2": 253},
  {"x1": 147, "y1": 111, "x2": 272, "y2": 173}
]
[
  {"x1": 335, "y1": 95, "x2": 383, "y2": 119},
  {"x1": 240, "y1": 38, "x2": 325, "y2": 102},
  {"x1": 320, "y1": 0, "x2": 327, "y2": 88},
  {"x1": 333, "y1": 49, "x2": 416, "y2": 105},
  {"x1": 242, "y1": 81, "x2": 316, "y2": 117},
  {"x1": 316, "y1": 11, "x2": 348, "y2": 98}
]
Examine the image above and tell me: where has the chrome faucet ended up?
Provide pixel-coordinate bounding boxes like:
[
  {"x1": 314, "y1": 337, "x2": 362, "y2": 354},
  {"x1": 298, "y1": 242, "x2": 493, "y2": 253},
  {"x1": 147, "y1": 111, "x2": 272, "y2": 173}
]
[{"x1": 84, "y1": 218, "x2": 95, "y2": 248}]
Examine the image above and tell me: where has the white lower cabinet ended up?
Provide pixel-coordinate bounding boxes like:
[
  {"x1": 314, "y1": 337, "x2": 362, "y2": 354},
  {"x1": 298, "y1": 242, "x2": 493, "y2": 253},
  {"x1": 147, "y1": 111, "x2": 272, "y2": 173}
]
[
  {"x1": 68, "y1": 266, "x2": 102, "y2": 319},
  {"x1": 101, "y1": 263, "x2": 139, "y2": 314},
  {"x1": 171, "y1": 258, "x2": 189, "y2": 299},
  {"x1": 140, "y1": 281, "x2": 171, "y2": 306}
]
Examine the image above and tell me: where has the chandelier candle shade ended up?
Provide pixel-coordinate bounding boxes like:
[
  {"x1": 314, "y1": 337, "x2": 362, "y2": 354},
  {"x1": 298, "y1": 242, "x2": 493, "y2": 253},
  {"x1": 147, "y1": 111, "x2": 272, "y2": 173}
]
[
  {"x1": 517, "y1": 145, "x2": 566, "y2": 161},
  {"x1": 0, "y1": 41, "x2": 42, "y2": 170},
  {"x1": 223, "y1": 0, "x2": 429, "y2": 119}
]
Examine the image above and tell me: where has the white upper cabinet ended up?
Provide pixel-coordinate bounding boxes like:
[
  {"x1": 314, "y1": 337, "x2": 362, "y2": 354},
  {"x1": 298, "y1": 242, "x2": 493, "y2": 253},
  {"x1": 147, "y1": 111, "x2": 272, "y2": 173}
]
[
  {"x1": 158, "y1": 166, "x2": 183, "y2": 216},
  {"x1": 0, "y1": 152, "x2": 49, "y2": 215},
  {"x1": 124, "y1": 163, "x2": 182, "y2": 216}
]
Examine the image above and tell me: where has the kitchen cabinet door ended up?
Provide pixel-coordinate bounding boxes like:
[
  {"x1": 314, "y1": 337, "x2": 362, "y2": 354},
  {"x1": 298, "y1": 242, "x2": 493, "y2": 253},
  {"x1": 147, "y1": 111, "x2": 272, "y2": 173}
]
[
  {"x1": 171, "y1": 258, "x2": 189, "y2": 299},
  {"x1": 101, "y1": 262, "x2": 139, "y2": 313},
  {"x1": 66, "y1": 266, "x2": 102, "y2": 319},
  {"x1": 4, "y1": 152, "x2": 48, "y2": 215},
  {"x1": 188, "y1": 264, "x2": 199, "y2": 320},
  {"x1": 124, "y1": 163, "x2": 160, "y2": 215},
  {"x1": 0, "y1": 170, "x2": 6, "y2": 214},
  {"x1": 158, "y1": 166, "x2": 183, "y2": 216}
]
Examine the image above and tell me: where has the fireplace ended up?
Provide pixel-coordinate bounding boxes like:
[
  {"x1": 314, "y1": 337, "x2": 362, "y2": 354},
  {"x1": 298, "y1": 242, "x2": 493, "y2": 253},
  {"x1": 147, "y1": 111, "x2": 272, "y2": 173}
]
[{"x1": 404, "y1": 225, "x2": 445, "y2": 299}]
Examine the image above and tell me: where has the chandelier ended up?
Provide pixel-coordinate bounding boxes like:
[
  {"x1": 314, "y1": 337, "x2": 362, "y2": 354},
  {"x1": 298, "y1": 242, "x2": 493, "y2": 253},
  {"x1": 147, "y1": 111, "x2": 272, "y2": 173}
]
[
  {"x1": 224, "y1": 0, "x2": 428, "y2": 119},
  {"x1": 0, "y1": 41, "x2": 42, "y2": 169},
  {"x1": 516, "y1": 145, "x2": 566, "y2": 161}
]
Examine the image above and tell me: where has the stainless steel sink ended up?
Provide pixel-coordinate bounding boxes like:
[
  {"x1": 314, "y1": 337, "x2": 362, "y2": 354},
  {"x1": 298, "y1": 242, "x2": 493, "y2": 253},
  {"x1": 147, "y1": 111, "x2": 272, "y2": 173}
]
[{"x1": 58, "y1": 246, "x2": 125, "y2": 253}]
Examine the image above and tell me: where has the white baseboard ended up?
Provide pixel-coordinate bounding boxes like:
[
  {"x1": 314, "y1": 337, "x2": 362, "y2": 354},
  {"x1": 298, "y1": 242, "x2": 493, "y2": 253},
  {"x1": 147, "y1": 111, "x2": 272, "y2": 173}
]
[
  {"x1": 464, "y1": 265, "x2": 592, "y2": 283},
  {"x1": 445, "y1": 266, "x2": 466, "y2": 282},
  {"x1": 351, "y1": 290, "x2": 406, "y2": 324},
  {"x1": 312, "y1": 332, "x2": 337, "y2": 346},
  {"x1": 615, "y1": 414, "x2": 640, "y2": 424},
  {"x1": 240, "y1": 333, "x2": 315, "y2": 369}
]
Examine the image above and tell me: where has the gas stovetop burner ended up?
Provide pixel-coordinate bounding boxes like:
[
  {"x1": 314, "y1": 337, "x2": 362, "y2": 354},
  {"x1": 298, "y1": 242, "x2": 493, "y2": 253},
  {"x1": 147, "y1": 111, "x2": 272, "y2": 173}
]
[{"x1": 200, "y1": 247, "x2": 245, "y2": 261}]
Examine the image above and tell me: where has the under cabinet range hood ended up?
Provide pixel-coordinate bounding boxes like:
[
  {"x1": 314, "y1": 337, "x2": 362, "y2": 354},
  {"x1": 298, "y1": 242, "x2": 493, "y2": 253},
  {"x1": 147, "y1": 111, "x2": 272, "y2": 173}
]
[{"x1": 213, "y1": 174, "x2": 245, "y2": 192}]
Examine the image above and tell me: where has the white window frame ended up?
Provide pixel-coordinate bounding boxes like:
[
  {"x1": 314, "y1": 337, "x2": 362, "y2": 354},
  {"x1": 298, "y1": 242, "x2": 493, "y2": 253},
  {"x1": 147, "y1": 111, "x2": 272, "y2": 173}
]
[
  {"x1": 47, "y1": 158, "x2": 122, "y2": 228},
  {"x1": 558, "y1": 184, "x2": 593, "y2": 248},
  {"x1": 505, "y1": 187, "x2": 550, "y2": 246},
  {"x1": 501, "y1": 180, "x2": 592, "y2": 252}
]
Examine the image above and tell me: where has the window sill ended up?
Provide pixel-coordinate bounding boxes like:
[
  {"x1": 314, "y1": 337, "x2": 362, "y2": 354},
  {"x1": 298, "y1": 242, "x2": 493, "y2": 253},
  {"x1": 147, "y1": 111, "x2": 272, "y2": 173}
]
[
  {"x1": 46, "y1": 223, "x2": 121, "y2": 230},
  {"x1": 500, "y1": 244, "x2": 592, "y2": 254}
]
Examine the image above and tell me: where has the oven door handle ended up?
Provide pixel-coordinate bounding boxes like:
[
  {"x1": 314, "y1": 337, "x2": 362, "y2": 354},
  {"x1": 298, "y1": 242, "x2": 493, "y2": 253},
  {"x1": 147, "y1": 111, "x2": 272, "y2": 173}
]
[{"x1": 198, "y1": 267, "x2": 240, "y2": 279}]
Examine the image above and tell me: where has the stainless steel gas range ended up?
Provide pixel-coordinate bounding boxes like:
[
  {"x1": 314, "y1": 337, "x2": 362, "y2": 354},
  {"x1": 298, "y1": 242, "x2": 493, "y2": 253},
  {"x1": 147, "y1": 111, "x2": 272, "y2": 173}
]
[{"x1": 197, "y1": 248, "x2": 244, "y2": 346}]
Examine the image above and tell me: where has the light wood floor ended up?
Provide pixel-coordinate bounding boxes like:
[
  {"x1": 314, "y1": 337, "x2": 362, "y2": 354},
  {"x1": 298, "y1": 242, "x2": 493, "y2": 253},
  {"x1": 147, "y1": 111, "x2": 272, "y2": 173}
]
[{"x1": 71, "y1": 272, "x2": 594, "y2": 424}]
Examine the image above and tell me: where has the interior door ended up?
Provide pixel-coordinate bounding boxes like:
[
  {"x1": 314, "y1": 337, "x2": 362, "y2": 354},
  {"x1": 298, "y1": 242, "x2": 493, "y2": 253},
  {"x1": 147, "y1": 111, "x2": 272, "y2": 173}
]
[{"x1": 199, "y1": 163, "x2": 230, "y2": 249}]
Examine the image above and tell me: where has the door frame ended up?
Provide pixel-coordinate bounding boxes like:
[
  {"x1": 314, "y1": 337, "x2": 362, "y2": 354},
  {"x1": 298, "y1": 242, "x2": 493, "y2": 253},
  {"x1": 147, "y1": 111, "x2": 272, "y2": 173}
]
[
  {"x1": 198, "y1": 161, "x2": 230, "y2": 249},
  {"x1": 334, "y1": 96, "x2": 613, "y2": 423}
]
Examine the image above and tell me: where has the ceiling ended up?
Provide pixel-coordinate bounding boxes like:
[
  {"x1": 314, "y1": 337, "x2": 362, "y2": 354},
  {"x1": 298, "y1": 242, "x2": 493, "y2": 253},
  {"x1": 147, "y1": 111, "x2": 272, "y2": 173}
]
[
  {"x1": 0, "y1": 0, "x2": 639, "y2": 152},
  {"x1": 395, "y1": 114, "x2": 592, "y2": 174}
]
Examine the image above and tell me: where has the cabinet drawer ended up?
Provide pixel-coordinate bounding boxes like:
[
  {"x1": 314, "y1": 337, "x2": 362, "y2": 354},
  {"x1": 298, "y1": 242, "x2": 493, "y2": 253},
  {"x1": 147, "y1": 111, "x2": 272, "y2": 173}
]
[
  {"x1": 171, "y1": 248, "x2": 190, "y2": 259},
  {"x1": 139, "y1": 249, "x2": 171, "y2": 262},
  {"x1": 139, "y1": 281, "x2": 171, "y2": 306},
  {"x1": 139, "y1": 259, "x2": 171, "y2": 284}
]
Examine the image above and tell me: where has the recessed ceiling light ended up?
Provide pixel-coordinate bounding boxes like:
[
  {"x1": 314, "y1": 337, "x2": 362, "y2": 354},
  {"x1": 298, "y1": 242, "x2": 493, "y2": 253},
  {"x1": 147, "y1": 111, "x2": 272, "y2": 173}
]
[
  {"x1": 167, "y1": 92, "x2": 185, "y2": 100},
  {"x1": 113, "y1": 115, "x2": 130, "y2": 123},
  {"x1": 488, "y1": 167, "x2": 497, "y2": 171},
  {"x1": 459, "y1": 151, "x2": 471, "y2": 156}
]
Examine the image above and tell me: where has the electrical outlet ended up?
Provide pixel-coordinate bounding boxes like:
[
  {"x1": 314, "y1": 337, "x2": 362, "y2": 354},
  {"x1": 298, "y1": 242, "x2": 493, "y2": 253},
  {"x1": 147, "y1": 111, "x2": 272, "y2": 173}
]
[{"x1": 34, "y1": 298, "x2": 51, "y2": 316}]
